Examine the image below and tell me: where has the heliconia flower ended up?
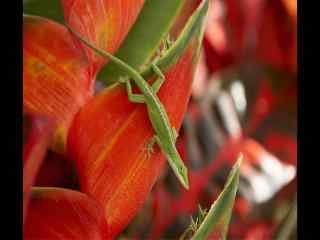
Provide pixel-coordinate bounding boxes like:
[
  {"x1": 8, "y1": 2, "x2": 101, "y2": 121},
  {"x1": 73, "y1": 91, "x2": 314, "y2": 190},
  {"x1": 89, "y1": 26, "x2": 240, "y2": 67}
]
[
  {"x1": 225, "y1": 0, "x2": 265, "y2": 52},
  {"x1": 67, "y1": 42, "x2": 199, "y2": 236},
  {"x1": 35, "y1": 150, "x2": 77, "y2": 188},
  {"x1": 23, "y1": 0, "x2": 211, "y2": 237},
  {"x1": 244, "y1": 78, "x2": 276, "y2": 136},
  {"x1": 23, "y1": 113, "x2": 55, "y2": 223},
  {"x1": 264, "y1": 133, "x2": 297, "y2": 166},
  {"x1": 24, "y1": 1, "x2": 145, "y2": 153},
  {"x1": 23, "y1": 16, "x2": 93, "y2": 153},
  {"x1": 244, "y1": 221, "x2": 274, "y2": 240},
  {"x1": 233, "y1": 196, "x2": 251, "y2": 219},
  {"x1": 255, "y1": 0, "x2": 297, "y2": 73},
  {"x1": 282, "y1": 0, "x2": 297, "y2": 22},
  {"x1": 24, "y1": 187, "x2": 109, "y2": 239},
  {"x1": 203, "y1": 0, "x2": 265, "y2": 72},
  {"x1": 192, "y1": 50, "x2": 209, "y2": 98},
  {"x1": 203, "y1": 0, "x2": 296, "y2": 74},
  {"x1": 62, "y1": 0, "x2": 145, "y2": 75},
  {"x1": 203, "y1": 0, "x2": 230, "y2": 71}
]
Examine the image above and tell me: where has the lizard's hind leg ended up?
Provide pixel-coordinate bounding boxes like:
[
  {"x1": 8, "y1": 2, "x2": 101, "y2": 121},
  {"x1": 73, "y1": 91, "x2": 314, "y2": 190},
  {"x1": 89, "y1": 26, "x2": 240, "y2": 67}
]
[
  {"x1": 144, "y1": 136, "x2": 159, "y2": 159},
  {"x1": 120, "y1": 76, "x2": 145, "y2": 103}
]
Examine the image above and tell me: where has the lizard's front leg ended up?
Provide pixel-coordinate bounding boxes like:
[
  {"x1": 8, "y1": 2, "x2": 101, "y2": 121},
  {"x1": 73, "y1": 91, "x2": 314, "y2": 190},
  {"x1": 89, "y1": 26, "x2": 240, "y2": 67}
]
[
  {"x1": 119, "y1": 76, "x2": 145, "y2": 103},
  {"x1": 144, "y1": 135, "x2": 160, "y2": 159},
  {"x1": 150, "y1": 34, "x2": 175, "y2": 93},
  {"x1": 151, "y1": 63, "x2": 165, "y2": 93},
  {"x1": 164, "y1": 34, "x2": 174, "y2": 50}
]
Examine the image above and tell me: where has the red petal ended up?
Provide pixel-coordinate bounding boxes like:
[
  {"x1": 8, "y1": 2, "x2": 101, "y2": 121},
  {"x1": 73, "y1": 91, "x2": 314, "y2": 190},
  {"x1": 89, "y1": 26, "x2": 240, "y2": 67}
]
[
  {"x1": 203, "y1": 0, "x2": 234, "y2": 73},
  {"x1": 23, "y1": 16, "x2": 93, "y2": 153},
  {"x1": 62, "y1": 0, "x2": 145, "y2": 74},
  {"x1": 256, "y1": 0, "x2": 296, "y2": 72},
  {"x1": 244, "y1": 221, "x2": 274, "y2": 240},
  {"x1": 24, "y1": 188, "x2": 109, "y2": 239},
  {"x1": 282, "y1": 0, "x2": 297, "y2": 22},
  {"x1": 35, "y1": 151, "x2": 77, "y2": 188},
  {"x1": 23, "y1": 113, "x2": 55, "y2": 224},
  {"x1": 67, "y1": 44, "x2": 197, "y2": 236},
  {"x1": 264, "y1": 133, "x2": 297, "y2": 165}
]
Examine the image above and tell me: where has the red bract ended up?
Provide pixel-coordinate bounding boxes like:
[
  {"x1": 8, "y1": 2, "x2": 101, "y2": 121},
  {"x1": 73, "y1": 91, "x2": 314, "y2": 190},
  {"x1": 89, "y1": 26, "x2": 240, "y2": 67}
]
[
  {"x1": 67, "y1": 43, "x2": 198, "y2": 236},
  {"x1": 244, "y1": 78, "x2": 276, "y2": 136},
  {"x1": 24, "y1": 0, "x2": 207, "y2": 237},
  {"x1": 244, "y1": 221, "x2": 274, "y2": 240},
  {"x1": 35, "y1": 151, "x2": 77, "y2": 188},
  {"x1": 264, "y1": 133, "x2": 297, "y2": 166},
  {"x1": 23, "y1": 0, "x2": 145, "y2": 153},
  {"x1": 62, "y1": 0, "x2": 145, "y2": 75},
  {"x1": 203, "y1": 0, "x2": 296, "y2": 74},
  {"x1": 203, "y1": 0, "x2": 265, "y2": 73},
  {"x1": 256, "y1": 0, "x2": 297, "y2": 73},
  {"x1": 203, "y1": 0, "x2": 233, "y2": 72},
  {"x1": 23, "y1": 16, "x2": 93, "y2": 153},
  {"x1": 24, "y1": 188, "x2": 109, "y2": 239},
  {"x1": 282, "y1": 0, "x2": 297, "y2": 22},
  {"x1": 23, "y1": 114, "x2": 55, "y2": 223}
]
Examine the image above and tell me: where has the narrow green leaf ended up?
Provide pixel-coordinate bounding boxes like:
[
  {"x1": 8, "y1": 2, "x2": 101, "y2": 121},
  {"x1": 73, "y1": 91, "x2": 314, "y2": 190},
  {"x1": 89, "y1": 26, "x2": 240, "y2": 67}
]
[
  {"x1": 23, "y1": 0, "x2": 64, "y2": 23},
  {"x1": 97, "y1": 0, "x2": 183, "y2": 84},
  {"x1": 273, "y1": 195, "x2": 297, "y2": 240},
  {"x1": 141, "y1": 0, "x2": 209, "y2": 79},
  {"x1": 192, "y1": 155, "x2": 242, "y2": 240}
]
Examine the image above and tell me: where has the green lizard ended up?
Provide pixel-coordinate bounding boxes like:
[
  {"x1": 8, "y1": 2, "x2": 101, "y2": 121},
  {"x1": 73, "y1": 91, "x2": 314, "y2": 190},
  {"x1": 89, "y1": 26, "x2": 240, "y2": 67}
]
[{"x1": 67, "y1": 26, "x2": 189, "y2": 189}]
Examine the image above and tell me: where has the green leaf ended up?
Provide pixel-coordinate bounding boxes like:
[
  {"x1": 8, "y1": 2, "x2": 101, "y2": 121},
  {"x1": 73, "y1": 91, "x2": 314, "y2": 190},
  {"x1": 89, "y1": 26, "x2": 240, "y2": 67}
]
[
  {"x1": 191, "y1": 155, "x2": 242, "y2": 240},
  {"x1": 273, "y1": 195, "x2": 297, "y2": 240},
  {"x1": 23, "y1": 0, "x2": 64, "y2": 23},
  {"x1": 141, "y1": 0, "x2": 209, "y2": 79},
  {"x1": 97, "y1": 0, "x2": 183, "y2": 84}
]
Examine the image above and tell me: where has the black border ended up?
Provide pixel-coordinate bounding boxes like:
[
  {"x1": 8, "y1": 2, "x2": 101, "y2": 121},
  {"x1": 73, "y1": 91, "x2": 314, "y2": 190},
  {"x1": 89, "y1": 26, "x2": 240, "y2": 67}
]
[
  {"x1": 299, "y1": 0, "x2": 319, "y2": 238},
  {"x1": 3, "y1": 0, "x2": 22, "y2": 238}
]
